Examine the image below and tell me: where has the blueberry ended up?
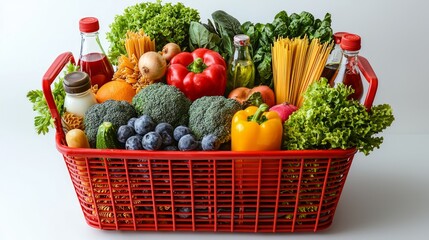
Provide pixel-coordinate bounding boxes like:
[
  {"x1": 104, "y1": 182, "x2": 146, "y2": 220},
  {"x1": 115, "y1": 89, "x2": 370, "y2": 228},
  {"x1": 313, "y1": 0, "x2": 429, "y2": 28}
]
[
  {"x1": 125, "y1": 135, "x2": 143, "y2": 150},
  {"x1": 159, "y1": 131, "x2": 175, "y2": 146},
  {"x1": 155, "y1": 122, "x2": 174, "y2": 136},
  {"x1": 127, "y1": 117, "x2": 137, "y2": 128},
  {"x1": 201, "y1": 134, "x2": 220, "y2": 151},
  {"x1": 163, "y1": 145, "x2": 178, "y2": 151},
  {"x1": 134, "y1": 115, "x2": 155, "y2": 135},
  {"x1": 173, "y1": 125, "x2": 191, "y2": 142},
  {"x1": 178, "y1": 134, "x2": 198, "y2": 151},
  {"x1": 117, "y1": 125, "x2": 136, "y2": 143},
  {"x1": 142, "y1": 131, "x2": 162, "y2": 150},
  {"x1": 177, "y1": 207, "x2": 192, "y2": 218}
]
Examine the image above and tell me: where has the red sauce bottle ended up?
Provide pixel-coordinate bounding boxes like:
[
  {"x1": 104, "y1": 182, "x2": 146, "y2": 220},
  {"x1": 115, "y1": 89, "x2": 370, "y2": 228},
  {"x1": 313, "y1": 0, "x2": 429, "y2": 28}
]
[
  {"x1": 78, "y1": 17, "x2": 114, "y2": 88},
  {"x1": 340, "y1": 34, "x2": 363, "y2": 101}
]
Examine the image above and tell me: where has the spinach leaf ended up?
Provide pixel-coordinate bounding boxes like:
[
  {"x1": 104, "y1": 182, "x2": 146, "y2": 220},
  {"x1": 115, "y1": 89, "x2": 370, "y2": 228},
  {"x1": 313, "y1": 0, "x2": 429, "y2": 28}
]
[
  {"x1": 189, "y1": 21, "x2": 221, "y2": 51},
  {"x1": 211, "y1": 10, "x2": 242, "y2": 37}
]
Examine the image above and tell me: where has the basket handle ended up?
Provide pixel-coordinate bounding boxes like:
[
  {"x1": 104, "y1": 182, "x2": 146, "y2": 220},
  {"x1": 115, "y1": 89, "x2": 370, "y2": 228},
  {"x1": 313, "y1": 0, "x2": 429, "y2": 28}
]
[
  {"x1": 358, "y1": 56, "x2": 378, "y2": 110},
  {"x1": 42, "y1": 52, "x2": 76, "y2": 140}
]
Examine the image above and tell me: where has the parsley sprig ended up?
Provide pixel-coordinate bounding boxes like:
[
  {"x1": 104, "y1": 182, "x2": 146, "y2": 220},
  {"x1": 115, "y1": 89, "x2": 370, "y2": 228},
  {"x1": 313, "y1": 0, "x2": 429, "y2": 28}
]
[{"x1": 27, "y1": 63, "x2": 79, "y2": 135}]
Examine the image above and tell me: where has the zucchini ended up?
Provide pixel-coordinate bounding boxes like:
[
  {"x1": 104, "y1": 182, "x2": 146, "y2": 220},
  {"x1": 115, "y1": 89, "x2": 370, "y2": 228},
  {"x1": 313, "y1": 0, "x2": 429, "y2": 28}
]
[{"x1": 96, "y1": 122, "x2": 120, "y2": 149}]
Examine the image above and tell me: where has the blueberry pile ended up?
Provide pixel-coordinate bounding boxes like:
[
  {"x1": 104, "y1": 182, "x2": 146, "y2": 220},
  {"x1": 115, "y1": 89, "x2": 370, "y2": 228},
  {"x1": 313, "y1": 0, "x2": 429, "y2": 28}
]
[{"x1": 117, "y1": 115, "x2": 220, "y2": 151}]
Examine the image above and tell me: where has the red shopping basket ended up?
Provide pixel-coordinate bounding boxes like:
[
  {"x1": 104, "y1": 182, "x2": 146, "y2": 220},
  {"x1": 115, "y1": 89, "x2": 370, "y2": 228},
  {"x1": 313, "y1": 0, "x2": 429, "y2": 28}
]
[{"x1": 42, "y1": 52, "x2": 378, "y2": 232}]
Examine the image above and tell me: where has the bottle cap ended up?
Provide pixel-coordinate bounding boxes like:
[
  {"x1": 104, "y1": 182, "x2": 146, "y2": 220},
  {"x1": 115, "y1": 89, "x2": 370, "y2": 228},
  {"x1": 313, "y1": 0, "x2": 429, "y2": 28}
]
[
  {"x1": 63, "y1": 71, "x2": 92, "y2": 94},
  {"x1": 79, "y1": 17, "x2": 100, "y2": 33},
  {"x1": 233, "y1": 34, "x2": 250, "y2": 46},
  {"x1": 340, "y1": 34, "x2": 361, "y2": 51},
  {"x1": 333, "y1": 32, "x2": 348, "y2": 44}
]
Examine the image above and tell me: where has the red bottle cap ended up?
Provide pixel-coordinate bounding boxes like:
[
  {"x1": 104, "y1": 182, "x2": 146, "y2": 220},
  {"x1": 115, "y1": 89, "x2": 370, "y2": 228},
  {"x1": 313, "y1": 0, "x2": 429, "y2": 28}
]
[
  {"x1": 333, "y1": 32, "x2": 348, "y2": 44},
  {"x1": 79, "y1": 17, "x2": 100, "y2": 33},
  {"x1": 340, "y1": 34, "x2": 361, "y2": 51}
]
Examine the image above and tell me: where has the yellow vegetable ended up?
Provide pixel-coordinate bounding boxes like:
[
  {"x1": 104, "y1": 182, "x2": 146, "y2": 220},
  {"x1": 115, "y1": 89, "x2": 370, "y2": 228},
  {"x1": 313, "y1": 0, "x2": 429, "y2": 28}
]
[{"x1": 66, "y1": 129, "x2": 90, "y2": 148}]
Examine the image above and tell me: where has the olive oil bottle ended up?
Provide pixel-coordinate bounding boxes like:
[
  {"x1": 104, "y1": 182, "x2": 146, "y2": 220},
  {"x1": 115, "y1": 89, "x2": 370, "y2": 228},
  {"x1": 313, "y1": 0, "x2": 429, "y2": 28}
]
[{"x1": 227, "y1": 34, "x2": 255, "y2": 94}]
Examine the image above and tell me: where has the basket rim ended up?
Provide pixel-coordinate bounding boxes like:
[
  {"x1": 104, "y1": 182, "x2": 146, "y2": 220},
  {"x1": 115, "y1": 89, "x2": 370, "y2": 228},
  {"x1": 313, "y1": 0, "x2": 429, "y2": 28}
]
[{"x1": 55, "y1": 133, "x2": 357, "y2": 159}]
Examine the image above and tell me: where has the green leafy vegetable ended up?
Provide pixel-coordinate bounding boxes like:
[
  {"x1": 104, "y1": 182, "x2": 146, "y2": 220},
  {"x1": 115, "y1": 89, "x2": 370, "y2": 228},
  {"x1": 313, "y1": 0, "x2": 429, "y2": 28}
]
[
  {"x1": 27, "y1": 63, "x2": 79, "y2": 135},
  {"x1": 283, "y1": 79, "x2": 394, "y2": 155},
  {"x1": 242, "y1": 11, "x2": 334, "y2": 87},
  {"x1": 106, "y1": 0, "x2": 200, "y2": 65},
  {"x1": 189, "y1": 10, "x2": 242, "y2": 60}
]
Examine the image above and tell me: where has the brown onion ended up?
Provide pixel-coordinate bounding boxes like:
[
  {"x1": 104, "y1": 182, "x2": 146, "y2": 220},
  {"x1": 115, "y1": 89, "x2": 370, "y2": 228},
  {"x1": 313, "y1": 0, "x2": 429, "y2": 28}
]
[
  {"x1": 138, "y1": 51, "x2": 167, "y2": 81},
  {"x1": 161, "y1": 43, "x2": 181, "y2": 62}
]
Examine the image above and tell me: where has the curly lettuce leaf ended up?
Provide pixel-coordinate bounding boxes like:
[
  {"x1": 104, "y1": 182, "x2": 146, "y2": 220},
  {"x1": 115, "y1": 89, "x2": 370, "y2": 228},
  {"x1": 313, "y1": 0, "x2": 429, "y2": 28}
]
[
  {"x1": 106, "y1": 0, "x2": 200, "y2": 65},
  {"x1": 283, "y1": 79, "x2": 394, "y2": 155}
]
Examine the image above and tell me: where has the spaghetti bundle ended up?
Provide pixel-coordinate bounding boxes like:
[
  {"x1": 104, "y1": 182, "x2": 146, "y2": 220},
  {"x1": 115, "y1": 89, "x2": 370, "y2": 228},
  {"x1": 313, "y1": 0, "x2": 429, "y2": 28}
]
[
  {"x1": 272, "y1": 36, "x2": 333, "y2": 107},
  {"x1": 125, "y1": 30, "x2": 156, "y2": 60}
]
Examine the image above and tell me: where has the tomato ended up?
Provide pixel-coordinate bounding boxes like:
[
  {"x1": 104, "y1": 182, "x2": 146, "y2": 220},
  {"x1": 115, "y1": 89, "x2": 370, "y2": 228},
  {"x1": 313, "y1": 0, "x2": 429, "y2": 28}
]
[{"x1": 228, "y1": 85, "x2": 275, "y2": 107}]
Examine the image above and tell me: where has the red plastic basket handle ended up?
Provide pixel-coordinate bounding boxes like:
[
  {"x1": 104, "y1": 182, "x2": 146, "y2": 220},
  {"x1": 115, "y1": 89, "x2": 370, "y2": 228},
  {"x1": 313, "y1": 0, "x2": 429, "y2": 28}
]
[
  {"x1": 358, "y1": 56, "x2": 378, "y2": 110},
  {"x1": 42, "y1": 52, "x2": 75, "y2": 140}
]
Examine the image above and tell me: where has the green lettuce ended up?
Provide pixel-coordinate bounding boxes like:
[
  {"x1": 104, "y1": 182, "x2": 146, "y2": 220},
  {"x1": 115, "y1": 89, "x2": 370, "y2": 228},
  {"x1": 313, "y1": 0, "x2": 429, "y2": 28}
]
[
  {"x1": 283, "y1": 79, "x2": 394, "y2": 155},
  {"x1": 106, "y1": 0, "x2": 200, "y2": 65}
]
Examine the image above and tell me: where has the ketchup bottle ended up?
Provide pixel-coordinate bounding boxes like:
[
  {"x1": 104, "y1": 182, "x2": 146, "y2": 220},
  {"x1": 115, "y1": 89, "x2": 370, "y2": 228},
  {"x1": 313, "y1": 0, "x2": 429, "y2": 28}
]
[
  {"x1": 78, "y1": 17, "x2": 114, "y2": 88},
  {"x1": 340, "y1": 34, "x2": 363, "y2": 101}
]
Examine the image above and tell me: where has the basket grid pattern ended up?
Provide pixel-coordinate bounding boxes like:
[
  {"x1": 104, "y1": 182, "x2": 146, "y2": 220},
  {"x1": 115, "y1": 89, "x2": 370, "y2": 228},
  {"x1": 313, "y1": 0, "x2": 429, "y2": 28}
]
[{"x1": 63, "y1": 154, "x2": 354, "y2": 232}]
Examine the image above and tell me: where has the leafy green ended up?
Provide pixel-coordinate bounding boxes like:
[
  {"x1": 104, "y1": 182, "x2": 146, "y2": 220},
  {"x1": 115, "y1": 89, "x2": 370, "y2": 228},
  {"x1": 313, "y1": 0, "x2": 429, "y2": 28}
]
[
  {"x1": 27, "y1": 63, "x2": 79, "y2": 135},
  {"x1": 189, "y1": 10, "x2": 242, "y2": 60},
  {"x1": 283, "y1": 79, "x2": 394, "y2": 155},
  {"x1": 242, "y1": 11, "x2": 334, "y2": 87},
  {"x1": 106, "y1": 0, "x2": 200, "y2": 65}
]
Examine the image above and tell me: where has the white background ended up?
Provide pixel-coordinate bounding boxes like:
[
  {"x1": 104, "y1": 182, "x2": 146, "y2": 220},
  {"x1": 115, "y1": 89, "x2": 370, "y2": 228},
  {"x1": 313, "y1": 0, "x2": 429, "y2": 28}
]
[{"x1": 1, "y1": 0, "x2": 428, "y2": 239}]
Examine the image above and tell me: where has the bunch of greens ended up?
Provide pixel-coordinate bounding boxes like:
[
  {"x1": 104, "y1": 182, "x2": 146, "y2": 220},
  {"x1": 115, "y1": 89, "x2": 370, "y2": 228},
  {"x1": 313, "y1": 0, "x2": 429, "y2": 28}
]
[
  {"x1": 283, "y1": 79, "x2": 394, "y2": 155},
  {"x1": 27, "y1": 63, "x2": 79, "y2": 135},
  {"x1": 106, "y1": 0, "x2": 200, "y2": 65},
  {"x1": 242, "y1": 11, "x2": 334, "y2": 87},
  {"x1": 189, "y1": 10, "x2": 242, "y2": 61}
]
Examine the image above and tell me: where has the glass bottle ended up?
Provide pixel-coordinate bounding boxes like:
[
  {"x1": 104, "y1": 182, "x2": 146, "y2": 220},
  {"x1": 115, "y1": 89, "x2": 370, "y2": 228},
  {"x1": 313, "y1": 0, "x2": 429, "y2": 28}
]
[
  {"x1": 78, "y1": 17, "x2": 114, "y2": 88},
  {"x1": 227, "y1": 34, "x2": 255, "y2": 94},
  {"x1": 341, "y1": 33, "x2": 363, "y2": 101},
  {"x1": 63, "y1": 71, "x2": 97, "y2": 117},
  {"x1": 321, "y1": 32, "x2": 348, "y2": 86}
]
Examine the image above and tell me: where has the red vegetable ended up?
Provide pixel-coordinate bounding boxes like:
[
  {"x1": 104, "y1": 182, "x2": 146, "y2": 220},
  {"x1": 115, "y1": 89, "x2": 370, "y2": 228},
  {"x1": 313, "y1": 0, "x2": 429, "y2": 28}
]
[
  {"x1": 269, "y1": 102, "x2": 298, "y2": 122},
  {"x1": 228, "y1": 85, "x2": 275, "y2": 107},
  {"x1": 167, "y1": 48, "x2": 227, "y2": 101}
]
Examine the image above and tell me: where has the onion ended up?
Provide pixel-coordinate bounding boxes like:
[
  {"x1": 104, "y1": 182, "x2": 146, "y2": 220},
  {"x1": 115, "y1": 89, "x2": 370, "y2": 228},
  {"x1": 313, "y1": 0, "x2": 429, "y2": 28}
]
[
  {"x1": 138, "y1": 51, "x2": 167, "y2": 81},
  {"x1": 270, "y1": 102, "x2": 298, "y2": 122},
  {"x1": 161, "y1": 43, "x2": 181, "y2": 62}
]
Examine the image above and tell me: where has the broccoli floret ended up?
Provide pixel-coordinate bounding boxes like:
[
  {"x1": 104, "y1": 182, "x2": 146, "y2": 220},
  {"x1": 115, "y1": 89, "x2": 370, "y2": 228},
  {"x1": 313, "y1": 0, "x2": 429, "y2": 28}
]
[
  {"x1": 84, "y1": 100, "x2": 137, "y2": 147},
  {"x1": 132, "y1": 83, "x2": 191, "y2": 127},
  {"x1": 188, "y1": 96, "x2": 241, "y2": 144}
]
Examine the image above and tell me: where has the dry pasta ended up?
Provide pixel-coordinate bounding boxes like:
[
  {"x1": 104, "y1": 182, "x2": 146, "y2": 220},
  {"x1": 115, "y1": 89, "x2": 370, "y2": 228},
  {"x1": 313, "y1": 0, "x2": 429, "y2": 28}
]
[
  {"x1": 113, "y1": 30, "x2": 156, "y2": 92},
  {"x1": 272, "y1": 36, "x2": 333, "y2": 107}
]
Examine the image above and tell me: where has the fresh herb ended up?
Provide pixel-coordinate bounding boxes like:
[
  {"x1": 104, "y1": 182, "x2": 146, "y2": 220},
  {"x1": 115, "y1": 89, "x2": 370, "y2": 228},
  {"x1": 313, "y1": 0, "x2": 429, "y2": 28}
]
[
  {"x1": 106, "y1": 0, "x2": 200, "y2": 65},
  {"x1": 27, "y1": 63, "x2": 79, "y2": 135},
  {"x1": 242, "y1": 11, "x2": 334, "y2": 87},
  {"x1": 283, "y1": 78, "x2": 394, "y2": 155},
  {"x1": 189, "y1": 10, "x2": 242, "y2": 61}
]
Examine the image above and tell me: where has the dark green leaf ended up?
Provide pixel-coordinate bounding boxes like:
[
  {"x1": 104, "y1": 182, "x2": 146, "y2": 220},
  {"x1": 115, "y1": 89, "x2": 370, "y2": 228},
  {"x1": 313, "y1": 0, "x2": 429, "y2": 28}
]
[{"x1": 211, "y1": 10, "x2": 242, "y2": 37}]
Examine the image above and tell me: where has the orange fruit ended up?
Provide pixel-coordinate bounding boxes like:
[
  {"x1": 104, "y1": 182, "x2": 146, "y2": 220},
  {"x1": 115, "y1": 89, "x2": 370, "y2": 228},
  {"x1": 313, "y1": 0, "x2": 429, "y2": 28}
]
[{"x1": 96, "y1": 80, "x2": 136, "y2": 103}]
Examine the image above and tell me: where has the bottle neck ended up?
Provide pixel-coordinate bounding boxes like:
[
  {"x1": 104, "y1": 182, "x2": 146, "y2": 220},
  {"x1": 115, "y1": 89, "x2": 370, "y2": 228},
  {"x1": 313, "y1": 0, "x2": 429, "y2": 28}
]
[
  {"x1": 233, "y1": 45, "x2": 252, "y2": 61},
  {"x1": 343, "y1": 50, "x2": 360, "y2": 74},
  {"x1": 80, "y1": 31, "x2": 106, "y2": 57},
  {"x1": 66, "y1": 88, "x2": 93, "y2": 97}
]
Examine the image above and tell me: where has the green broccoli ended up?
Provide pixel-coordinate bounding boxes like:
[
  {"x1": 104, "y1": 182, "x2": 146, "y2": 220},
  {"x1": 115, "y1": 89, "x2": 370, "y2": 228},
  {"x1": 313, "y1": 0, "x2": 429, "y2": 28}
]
[
  {"x1": 84, "y1": 100, "x2": 137, "y2": 147},
  {"x1": 132, "y1": 83, "x2": 191, "y2": 127},
  {"x1": 188, "y1": 96, "x2": 241, "y2": 144}
]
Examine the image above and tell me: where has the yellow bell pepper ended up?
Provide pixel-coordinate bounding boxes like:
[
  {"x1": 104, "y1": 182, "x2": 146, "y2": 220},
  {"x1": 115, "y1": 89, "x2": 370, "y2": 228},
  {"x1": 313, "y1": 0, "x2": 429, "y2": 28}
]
[{"x1": 231, "y1": 103, "x2": 283, "y2": 151}]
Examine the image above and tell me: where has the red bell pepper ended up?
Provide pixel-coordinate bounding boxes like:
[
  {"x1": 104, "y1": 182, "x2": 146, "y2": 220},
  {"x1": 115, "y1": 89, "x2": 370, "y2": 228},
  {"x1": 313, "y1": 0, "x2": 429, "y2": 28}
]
[{"x1": 167, "y1": 48, "x2": 227, "y2": 101}]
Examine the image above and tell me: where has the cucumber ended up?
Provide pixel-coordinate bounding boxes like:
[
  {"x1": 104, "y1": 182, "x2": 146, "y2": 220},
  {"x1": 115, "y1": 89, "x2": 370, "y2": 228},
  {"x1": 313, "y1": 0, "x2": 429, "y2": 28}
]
[{"x1": 96, "y1": 122, "x2": 120, "y2": 149}]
